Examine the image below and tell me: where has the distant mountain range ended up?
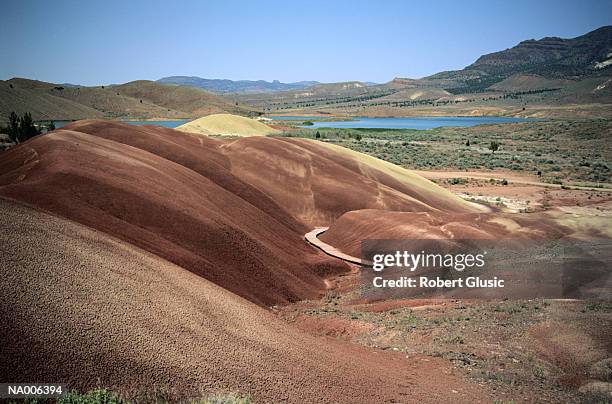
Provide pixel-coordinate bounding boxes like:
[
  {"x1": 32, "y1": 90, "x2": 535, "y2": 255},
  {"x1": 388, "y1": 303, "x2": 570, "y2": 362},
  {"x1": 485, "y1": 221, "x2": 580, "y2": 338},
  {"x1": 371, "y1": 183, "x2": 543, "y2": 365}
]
[
  {"x1": 158, "y1": 27, "x2": 611, "y2": 97},
  {"x1": 2, "y1": 26, "x2": 610, "y2": 123},
  {"x1": 157, "y1": 76, "x2": 380, "y2": 94},
  {"x1": 428, "y1": 26, "x2": 612, "y2": 93},
  {"x1": 156, "y1": 76, "x2": 322, "y2": 93}
]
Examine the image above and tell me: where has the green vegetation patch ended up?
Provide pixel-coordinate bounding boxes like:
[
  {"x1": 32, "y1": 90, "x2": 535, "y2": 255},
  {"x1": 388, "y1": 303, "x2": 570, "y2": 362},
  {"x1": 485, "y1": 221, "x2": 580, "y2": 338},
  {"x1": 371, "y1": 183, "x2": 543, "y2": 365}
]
[{"x1": 277, "y1": 119, "x2": 612, "y2": 185}]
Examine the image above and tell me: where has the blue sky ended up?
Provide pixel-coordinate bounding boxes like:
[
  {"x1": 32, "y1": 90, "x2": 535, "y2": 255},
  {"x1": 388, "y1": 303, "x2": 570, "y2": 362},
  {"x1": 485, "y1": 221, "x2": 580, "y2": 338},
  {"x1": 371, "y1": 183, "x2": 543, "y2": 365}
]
[{"x1": 1, "y1": 0, "x2": 611, "y2": 85}]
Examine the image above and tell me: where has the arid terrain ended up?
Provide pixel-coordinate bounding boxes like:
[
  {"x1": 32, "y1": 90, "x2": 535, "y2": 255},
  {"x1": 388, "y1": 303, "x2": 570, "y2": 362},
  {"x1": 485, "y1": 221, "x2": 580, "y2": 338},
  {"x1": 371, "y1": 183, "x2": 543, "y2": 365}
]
[
  {"x1": 0, "y1": 116, "x2": 610, "y2": 402},
  {"x1": 1, "y1": 21, "x2": 611, "y2": 404},
  {"x1": 3, "y1": 27, "x2": 612, "y2": 125},
  {"x1": 0, "y1": 78, "x2": 256, "y2": 123},
  {"x1": 234, "y1": 27, "x2": 612, "y2": 120}
]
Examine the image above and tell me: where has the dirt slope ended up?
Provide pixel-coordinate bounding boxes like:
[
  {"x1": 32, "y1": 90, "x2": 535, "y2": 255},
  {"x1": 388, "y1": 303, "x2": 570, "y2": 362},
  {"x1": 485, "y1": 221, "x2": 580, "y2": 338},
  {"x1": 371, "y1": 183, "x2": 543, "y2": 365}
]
[
  {"x1": 0, "y1": 123, "x2": 345, "y2": 306},
  {"x1": 0, "y1": 120, "x2": 482, "y2": 304},
  {"x1": 0, "y1": 80, "x2": 105, "y2": 121},
  {"x1": 0, "y1": 198, "x2": 492, "y2": 403},
  {"x1": 222, "y1": 137, "x2": 481, "y2": 226},
  {"x1": 489, "y1": 74, "x2": 573, "y2": 91},
  {"x1": 319, "y1": 209, "x2": 611, "y2": 257},
  {"x1": 115, "y1": 81, "x2": 253, "y2": 117},
  {"x1": 0, "y1": 78, "x2": 254, "y2": 122}
]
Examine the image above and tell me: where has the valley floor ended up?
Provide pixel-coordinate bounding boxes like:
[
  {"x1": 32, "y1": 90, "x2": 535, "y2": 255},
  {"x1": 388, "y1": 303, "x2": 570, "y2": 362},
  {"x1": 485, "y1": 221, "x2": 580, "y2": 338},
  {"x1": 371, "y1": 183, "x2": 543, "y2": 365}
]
[{"x1": 281, "y1": 183, "x2": 612, "y2": 403}]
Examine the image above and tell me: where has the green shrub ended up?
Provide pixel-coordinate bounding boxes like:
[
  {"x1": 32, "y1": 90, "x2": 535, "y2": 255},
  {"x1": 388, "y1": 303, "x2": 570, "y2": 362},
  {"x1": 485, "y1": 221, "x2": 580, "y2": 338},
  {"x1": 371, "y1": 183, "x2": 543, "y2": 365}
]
[
  {"x1": 449, "y1": 178, "x2": 466, "y2": 185},
  {"x1": 55, "y1": 389, "x2": 251, "y2": 404},
  {"x1": 59, "y1": 389, "x2": 125, "y2": 404},
  {"x1": 202, "y1": 393, "x2": 252, "y2": 404},
  {"x1": 489, "y1": 141, "x2": 500, "y2": 153}
]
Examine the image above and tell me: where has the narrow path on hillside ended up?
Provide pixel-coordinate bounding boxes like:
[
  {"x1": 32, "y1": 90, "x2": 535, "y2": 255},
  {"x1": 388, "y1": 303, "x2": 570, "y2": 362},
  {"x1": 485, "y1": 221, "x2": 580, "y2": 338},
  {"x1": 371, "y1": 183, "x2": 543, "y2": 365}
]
[{"x1": 304, "y1": 227, "x2": 372, "y2": 266}]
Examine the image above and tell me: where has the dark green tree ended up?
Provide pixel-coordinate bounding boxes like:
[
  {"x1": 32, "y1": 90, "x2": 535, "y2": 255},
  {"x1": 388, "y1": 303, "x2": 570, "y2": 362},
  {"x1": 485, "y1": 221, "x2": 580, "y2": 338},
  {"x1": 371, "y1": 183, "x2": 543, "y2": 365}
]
[
  {"x1": 8, "y1": 112, "x2": 19, "y2": 143},
  {"x1": 6, "y1": 112, "x2": 40, "y2": 143},
  {"x1": 19, "y1": 112, "x2": 38, "y2": 142},
  {"x1": 315, "y1": 131, "x2": 321, "y2": 139},
  {"x1": 489, "y1": 141, "x2": 500, "y2": 154}
]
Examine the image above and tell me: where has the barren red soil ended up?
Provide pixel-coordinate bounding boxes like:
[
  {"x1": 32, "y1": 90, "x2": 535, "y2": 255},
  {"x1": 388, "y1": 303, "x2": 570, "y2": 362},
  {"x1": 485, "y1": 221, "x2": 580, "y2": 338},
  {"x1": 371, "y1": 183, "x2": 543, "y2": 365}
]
[
  {"x1": 0, "y1": 121, "x2": 476, "y2": 305},
  {"x1": 0, "y1": 191, "x2": 490, "y2": 403},
  {"x1": 0, "y1": 199, "x2": 495, "y2": 402},
  {"x1": 319, "y1": 209, "x2": 576, "y2": 258},
  {"x1": 221, "y1": 137, "x2": 478, "y2": 227},
  {"x1": 0, "y1": 121, "x2": 349, "y2": 306}
]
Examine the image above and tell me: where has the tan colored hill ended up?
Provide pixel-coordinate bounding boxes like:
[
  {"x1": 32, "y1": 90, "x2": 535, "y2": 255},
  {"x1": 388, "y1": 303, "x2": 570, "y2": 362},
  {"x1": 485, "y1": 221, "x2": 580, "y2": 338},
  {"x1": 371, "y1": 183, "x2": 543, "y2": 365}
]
[
  {"x1": 384, "y1": 77, "x2": 421, "y2": 89},
  {"x1": 489, "y1": 74, "x2": 573, "y2": 91},
  {"x1": 236, "y1": 80, "x2": 390, "y2": 106},
  {"x1": 0, "y1": 79, "x2": 105, "y2": 121},
  {"x1": 114, "y1": 80, "x2": 253, "y2": 116},
  {"x1": 47, "y1": 84, "x2": 187, "y2": 118},
  {"x1": 176, "y1": 113, "x2": 281, "y2": 136},
  {"x1": 0, "y1": 78, "x2": 254, "y2": 123}
]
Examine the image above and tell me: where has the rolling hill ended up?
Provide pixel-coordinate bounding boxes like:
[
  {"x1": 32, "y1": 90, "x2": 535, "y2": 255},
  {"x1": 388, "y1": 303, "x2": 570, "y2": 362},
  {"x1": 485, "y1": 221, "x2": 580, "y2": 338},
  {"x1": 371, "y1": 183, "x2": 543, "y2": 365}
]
[
  {"x1": 318, "y1": 210, "x2": 570, "y2": 258},
  {"x1": 0, "y1": 78, "x2": 255, "y2": 123},
  {"x1": 2, "y1": 197, "x2": 473, "y2": 403},
  {"x1": 113, "y1": 80, "x2": 253, "y2": 116},
  {"x1": 0, "y1": 120, "x2": 478, "y2": 305},
  {"x1": 176, "y1": 113, "x2": 281, "y2": 136},
  {"x1": 0, "y1": 79, "x2": 106, "y2": 122},
  {"x1": 219, "y1": 136, "x2": 480, "y2": 226},
  {"x1": 0, "y1": 122, "x2": 337, "y2": 306},
  {"x1": 0, "y1": 120, "x2": 495, "y2": 400}
]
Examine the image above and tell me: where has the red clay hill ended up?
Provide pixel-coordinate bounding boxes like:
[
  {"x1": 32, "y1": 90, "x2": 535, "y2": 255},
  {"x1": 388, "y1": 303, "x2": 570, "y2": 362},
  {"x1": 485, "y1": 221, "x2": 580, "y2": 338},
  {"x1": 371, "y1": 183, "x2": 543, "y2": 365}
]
[
  {"x1": 0, "y1": 120, "x2": 479, "y2": 306},
  {"x1": 0, "y1": 120, "x2": 498, "y2": 401},
  {"x1": 0, "y1": 198, "x2": 492, "y2": 402}
]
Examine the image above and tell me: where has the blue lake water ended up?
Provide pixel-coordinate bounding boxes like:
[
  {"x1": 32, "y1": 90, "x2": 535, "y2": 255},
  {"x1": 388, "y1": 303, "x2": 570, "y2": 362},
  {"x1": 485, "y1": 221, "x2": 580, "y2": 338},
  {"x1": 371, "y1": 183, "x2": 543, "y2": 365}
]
[
  {"x1": 269, "y1": 116, "x2": 532, "y2": 130},
  {"x1": 53, "y1": 120, "x2": 189, "y2": 129}
]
